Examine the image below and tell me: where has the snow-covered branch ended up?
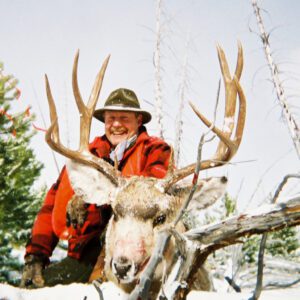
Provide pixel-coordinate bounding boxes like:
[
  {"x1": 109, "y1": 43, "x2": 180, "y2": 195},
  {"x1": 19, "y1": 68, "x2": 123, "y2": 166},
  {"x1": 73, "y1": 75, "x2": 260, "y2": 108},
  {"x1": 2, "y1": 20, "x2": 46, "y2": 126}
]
[{"x1": 185, "y1": 196, "x2": 300, "y2": 244}]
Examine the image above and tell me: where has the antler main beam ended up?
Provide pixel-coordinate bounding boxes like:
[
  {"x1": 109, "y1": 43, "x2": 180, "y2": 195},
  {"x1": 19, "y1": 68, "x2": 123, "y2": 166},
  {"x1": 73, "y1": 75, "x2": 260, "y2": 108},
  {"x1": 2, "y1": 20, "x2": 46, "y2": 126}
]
[
  {"x1": 162, "y1": 43, "x2": 246, "y2": 190},
  {"x1": 45, "y1": 51, "x2": 119, "y2": 186}
]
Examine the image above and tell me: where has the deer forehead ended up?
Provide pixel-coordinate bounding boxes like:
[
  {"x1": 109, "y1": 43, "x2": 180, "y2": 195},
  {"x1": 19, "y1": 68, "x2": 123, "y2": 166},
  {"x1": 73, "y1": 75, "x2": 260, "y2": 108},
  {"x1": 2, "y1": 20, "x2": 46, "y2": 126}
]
[{"x1": 113, "y1": 177, "x2": 174, "y2": 219}]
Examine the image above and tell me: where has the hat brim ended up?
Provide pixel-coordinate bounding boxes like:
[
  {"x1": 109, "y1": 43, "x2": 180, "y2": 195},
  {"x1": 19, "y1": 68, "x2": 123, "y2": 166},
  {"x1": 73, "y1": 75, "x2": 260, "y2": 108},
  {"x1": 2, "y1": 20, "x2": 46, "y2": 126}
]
[{"x1": 93, "y1": 106, "x2": 152, "y2": 124}]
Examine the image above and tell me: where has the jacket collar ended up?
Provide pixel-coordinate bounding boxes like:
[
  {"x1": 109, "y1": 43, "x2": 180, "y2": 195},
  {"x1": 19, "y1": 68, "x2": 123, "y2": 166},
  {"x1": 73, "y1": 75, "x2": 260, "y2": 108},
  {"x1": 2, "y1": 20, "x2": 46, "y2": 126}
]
[
  {"x1": 120, "y1": 126, "x2": 149, "y2": 163},
  {"x1": 89, "y1": 126, "x2": 149, "y2": 162}
]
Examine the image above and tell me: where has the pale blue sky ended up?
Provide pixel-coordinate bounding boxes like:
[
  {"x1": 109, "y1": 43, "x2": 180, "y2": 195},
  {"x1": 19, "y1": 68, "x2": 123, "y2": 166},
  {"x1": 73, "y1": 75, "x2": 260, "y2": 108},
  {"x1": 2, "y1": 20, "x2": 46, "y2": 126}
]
[{"x1": 1, "y1": 0, "x2": 300, "y2": 209}]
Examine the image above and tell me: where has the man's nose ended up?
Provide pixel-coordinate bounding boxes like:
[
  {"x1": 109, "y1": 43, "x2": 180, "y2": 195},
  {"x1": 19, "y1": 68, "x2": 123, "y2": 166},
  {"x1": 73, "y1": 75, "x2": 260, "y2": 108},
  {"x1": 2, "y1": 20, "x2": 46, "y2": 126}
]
[{"x1": 112, "y1": 119, "x2": 122, "y2": 127}]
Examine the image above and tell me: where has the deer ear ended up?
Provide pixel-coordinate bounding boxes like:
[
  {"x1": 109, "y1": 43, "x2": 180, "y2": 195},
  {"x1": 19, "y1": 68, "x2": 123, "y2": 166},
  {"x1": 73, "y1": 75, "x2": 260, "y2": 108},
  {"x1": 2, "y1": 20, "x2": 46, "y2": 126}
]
[
  {"x1": 66, "y1": 159, "x2": 117, "y2": 206},
  {"x1": 169, "y1": 177, "x2": 227, "y2": 211}
]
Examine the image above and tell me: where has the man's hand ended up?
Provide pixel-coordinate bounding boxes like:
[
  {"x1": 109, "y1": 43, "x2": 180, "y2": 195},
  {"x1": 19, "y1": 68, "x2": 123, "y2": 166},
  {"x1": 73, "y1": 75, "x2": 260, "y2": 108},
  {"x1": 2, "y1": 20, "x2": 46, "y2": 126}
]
[
  {"x1": 66, "y1": 195, "x2": 89, "y2": 229},
  {"x1": 20, "y1": 255, "x2": 45, "y2": 288}
]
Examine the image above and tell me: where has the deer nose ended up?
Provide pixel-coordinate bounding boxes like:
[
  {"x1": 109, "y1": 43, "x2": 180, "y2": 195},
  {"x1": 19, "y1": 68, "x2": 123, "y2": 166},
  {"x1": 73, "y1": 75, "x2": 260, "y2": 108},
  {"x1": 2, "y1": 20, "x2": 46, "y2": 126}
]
[
  {"x1": 112, "y1": 256, "x2": 134, "y2": 280},
  {"x1": 221, "y1": 176, "x2": 227, "y2": 183}
]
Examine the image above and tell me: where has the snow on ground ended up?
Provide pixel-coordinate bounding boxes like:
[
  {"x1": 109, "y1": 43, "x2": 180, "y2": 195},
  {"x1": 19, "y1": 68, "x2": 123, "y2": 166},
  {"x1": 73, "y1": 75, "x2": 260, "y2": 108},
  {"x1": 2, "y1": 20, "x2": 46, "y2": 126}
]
[
  {"x1": 1, "y1": 282, "x2": 300, "y2": 300},
  {"x1": 188, "y1": 287, "x2": 300, "y2": 300},
  {"x1": 0, "y1": 282, "x2": 127, "y2": 300}
]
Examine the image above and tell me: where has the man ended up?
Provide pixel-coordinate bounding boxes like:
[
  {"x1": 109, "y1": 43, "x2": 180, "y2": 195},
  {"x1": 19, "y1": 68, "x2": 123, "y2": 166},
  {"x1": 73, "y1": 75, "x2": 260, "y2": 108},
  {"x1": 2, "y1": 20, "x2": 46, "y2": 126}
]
[{"x1": 20, "y1": 88, "x2": 171, "y2": 288}]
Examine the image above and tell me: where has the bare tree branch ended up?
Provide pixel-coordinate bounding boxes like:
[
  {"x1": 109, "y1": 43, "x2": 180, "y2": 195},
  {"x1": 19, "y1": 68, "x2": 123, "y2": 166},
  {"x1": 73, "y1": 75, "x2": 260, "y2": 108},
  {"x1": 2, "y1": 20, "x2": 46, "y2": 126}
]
[
  {"x1": 273, "y1": 173, "x2": 300, "y2": 202},
  {"x1": 92, "y1": 279, "x2": 104, "y2": 300},
  {"x1": 249, "y1": 234, "x2": 268, "y2": 300},
  {"x1": 251, "y1": 0, "x2": 300, "y2": 159},
  {"x1": 128, "y1": 231, "x2": 171, "y2": 300},
  {"x1": 164, "y1": 196, "x2": 300, "y2": 299},
  {"x1": 31, "y1": 83, "x2": 60, "y2": 175},
  {"x1": 250, "y1": 173, "x2": 300, "y2": 300},
  {"x1": 185, "y1": 196, "x2": 300, "y2": 244},
  {"x1": 154, "y1": 0, "x2": 164, "y2": 139},
  {"x1": 174, "y1": 32, "x2": 190, "y2": 166}
]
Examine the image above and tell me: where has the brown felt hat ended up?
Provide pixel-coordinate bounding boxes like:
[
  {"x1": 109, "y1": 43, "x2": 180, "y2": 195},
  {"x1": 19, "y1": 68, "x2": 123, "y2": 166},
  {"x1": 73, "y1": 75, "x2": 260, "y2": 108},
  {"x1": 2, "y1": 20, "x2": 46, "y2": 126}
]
[{"x1": 93, "y1": 88, "x2": 152, "y2": 124}]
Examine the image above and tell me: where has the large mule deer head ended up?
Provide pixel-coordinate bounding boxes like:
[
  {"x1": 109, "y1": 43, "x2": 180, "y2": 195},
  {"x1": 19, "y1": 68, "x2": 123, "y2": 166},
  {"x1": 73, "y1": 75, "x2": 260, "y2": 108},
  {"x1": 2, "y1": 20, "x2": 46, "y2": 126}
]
[{"x1": 45, "y1": 44, "x2": 246, "y2": 293}]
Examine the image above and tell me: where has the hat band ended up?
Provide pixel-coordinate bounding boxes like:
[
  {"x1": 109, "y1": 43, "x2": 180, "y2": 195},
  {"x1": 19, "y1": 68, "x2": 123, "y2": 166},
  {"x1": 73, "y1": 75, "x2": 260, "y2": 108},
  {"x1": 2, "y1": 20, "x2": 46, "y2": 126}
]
[
  {"x1": 105, "y1": 100, "x2": 140, "y2": 109},
  {"x1": 101, "y1": 105, "x2": 145, "y2": 113}
]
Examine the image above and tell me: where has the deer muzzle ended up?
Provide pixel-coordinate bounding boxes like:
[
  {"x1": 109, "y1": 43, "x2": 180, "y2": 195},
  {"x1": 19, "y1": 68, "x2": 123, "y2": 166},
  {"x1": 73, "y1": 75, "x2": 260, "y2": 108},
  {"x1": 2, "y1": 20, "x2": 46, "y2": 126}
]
[
  {"x1": 111, "y1": 237, "x2": 149, "y2": 283},
  {"x1": 111, "y1": 256, "x2": 136, "y2": 283}
]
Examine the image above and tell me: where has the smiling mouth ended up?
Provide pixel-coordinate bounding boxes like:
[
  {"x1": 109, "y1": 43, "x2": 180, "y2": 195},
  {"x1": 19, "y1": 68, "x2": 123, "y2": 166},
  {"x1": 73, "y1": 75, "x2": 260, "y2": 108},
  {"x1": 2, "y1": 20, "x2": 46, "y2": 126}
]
[{"x1": 111, "y1": 129, "x2": 127, "y2": 135}]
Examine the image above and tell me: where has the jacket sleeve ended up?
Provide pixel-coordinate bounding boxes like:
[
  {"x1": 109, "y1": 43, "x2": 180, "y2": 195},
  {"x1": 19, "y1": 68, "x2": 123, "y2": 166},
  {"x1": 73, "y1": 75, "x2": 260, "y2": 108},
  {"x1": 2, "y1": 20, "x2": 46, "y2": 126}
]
[
  {"x1": 141, "y1": 140, "x2": 171, "y2": 179},
  {"x1": 25, "y1": 168, "x2": 66, "y2": 261}
]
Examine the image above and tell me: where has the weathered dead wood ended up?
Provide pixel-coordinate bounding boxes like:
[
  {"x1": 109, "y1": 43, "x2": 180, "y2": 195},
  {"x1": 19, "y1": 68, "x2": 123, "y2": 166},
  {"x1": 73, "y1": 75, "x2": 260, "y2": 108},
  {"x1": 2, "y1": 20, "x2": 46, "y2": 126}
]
[
  {"x1": 250, "y1": 234, "x2": 267, "y2": 300},
  {"x1": 159, "y1": 196, "x2": 300, "y2": 299},
  {"x1": 186, "y1": 197, "x2": 300, "y2": 298},
  {"x1": 154, "y1": 0, "x2": 164, "y2": 139},
  {"x1": 239, "y1": 264, "x2": 300, "y2": 290},
  {"x1": 174, "y1": 32, "x2": 190, "y2": 166},
  {"x1": 127, "y1": 196, "x2": 300, "y2": 299},
  {"x1": 251, "y1": 0, "x2": 300, "y2": 159},
  {"x1": 250, "y1": 173, "x2": 300, "y2": 300},
  {"x1": 185, "y1": 197, "x2": 300, "y2": 244},
  {"x1": 264, "y1": 257, "x2": 300, "y2": 273}
]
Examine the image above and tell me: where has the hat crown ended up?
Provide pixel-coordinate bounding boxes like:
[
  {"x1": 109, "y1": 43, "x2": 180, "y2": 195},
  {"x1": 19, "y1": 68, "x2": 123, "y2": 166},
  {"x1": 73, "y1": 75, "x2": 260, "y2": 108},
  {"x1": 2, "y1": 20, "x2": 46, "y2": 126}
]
[
  {"x1": 93, "y1": 87, "x2": 152, "y2": 124},
  {"x1": 105, "y1": 88, "x2": 140, "y2": 109}
]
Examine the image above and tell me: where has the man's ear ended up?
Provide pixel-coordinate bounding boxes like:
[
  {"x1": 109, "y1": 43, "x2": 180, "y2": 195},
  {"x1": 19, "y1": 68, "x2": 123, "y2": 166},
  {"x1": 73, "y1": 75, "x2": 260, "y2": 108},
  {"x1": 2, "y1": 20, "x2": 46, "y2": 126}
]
[{"x1": 138, "y1": 114, "x2": 143, "y2": 126}]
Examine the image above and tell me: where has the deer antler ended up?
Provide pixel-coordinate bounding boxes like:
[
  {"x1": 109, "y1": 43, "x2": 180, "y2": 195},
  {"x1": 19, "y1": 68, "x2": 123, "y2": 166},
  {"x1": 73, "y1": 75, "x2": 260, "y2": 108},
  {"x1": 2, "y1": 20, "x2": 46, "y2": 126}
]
[
  {"x1": 162, "y1": 43, "x2": 246, "y2": 190},
  {"x1": 45, "y1": 50, "x2": 120, "y2": 186}
]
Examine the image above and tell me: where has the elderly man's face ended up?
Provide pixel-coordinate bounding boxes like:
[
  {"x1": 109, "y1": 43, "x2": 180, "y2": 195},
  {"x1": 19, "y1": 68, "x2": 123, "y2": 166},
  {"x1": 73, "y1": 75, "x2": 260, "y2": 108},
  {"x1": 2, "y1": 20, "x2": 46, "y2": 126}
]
[{"x1": 104, "y1": 111, "x2": 143, "y2": 147}]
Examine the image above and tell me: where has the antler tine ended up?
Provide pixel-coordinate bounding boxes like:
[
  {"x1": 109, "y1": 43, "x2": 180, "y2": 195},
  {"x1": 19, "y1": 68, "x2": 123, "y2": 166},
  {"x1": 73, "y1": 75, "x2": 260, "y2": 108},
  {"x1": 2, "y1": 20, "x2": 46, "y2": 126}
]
[
  {"x1": 216, "y1": 43, "x2": 244, "y2": 157},
  {"x1": 72, "y1": 50, "x2": 86, "y2": 116},
  {"x1": 161, "y1": 44, "x2": 246, "y2": 191},
  {"x1": 45, "y1": 53, "x2": 120, "y2": 186},
  {"x1": 45, "y1": 74, "x2": 84, "y2": 159},
  {"x1": 45, "y1": 74, "x2": 60, "y2": 145},
  {"x1": 232, "y1": 76, "x2": 246, "y2": 154},
  {"x1": 72, "y1": 51, "x2": 110, "y2": 151},
  {"x1": 87, "y1": 55, "x2": 110, "y2": 111},
  {"x1": 188, "y1": 101, "x2": 237, "y2": 151},
  {"x1": 234, "y1": 41, "x2": 243, "y2": 80},
  {"x1": 217, "y1": 44, "x2": 237, "y2": 135}
]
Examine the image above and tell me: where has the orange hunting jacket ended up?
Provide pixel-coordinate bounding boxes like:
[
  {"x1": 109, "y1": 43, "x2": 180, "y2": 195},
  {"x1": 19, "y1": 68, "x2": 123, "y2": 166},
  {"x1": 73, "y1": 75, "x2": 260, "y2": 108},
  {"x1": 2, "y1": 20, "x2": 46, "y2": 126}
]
[{"x1": 25, "y1": 126, "x2": 170, "y2": 262}]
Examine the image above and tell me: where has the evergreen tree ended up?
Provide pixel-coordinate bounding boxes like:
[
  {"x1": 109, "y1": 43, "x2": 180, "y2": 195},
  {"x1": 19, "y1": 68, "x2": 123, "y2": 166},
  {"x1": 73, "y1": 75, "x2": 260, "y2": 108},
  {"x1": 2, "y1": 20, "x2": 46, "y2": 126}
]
[
  {"x1": 267, "y1": 227, "x2": 299, "y2": 256},
  {"x1": 242, "y1": 227, "x2": 299, "y2": 264},
  {"x1": 204, "y1": 193, "x2": 299, "y2": 264},
  {"x1": 0, "y1": 62, "x2": 44, "y2": 284},
  {"x1": 221, "y1": 194, "x2": 299, "y2": 263}
]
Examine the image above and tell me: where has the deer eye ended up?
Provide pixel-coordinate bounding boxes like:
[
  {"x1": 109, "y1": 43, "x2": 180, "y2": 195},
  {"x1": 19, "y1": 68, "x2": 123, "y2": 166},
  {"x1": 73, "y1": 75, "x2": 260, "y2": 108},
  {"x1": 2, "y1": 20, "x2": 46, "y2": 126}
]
[
  {"x1": 153, "y1": 214, "x2": 166, "y2": 227},
  {"x1": 112, "y1": 212, "x2": 119, "y2": 222}
]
